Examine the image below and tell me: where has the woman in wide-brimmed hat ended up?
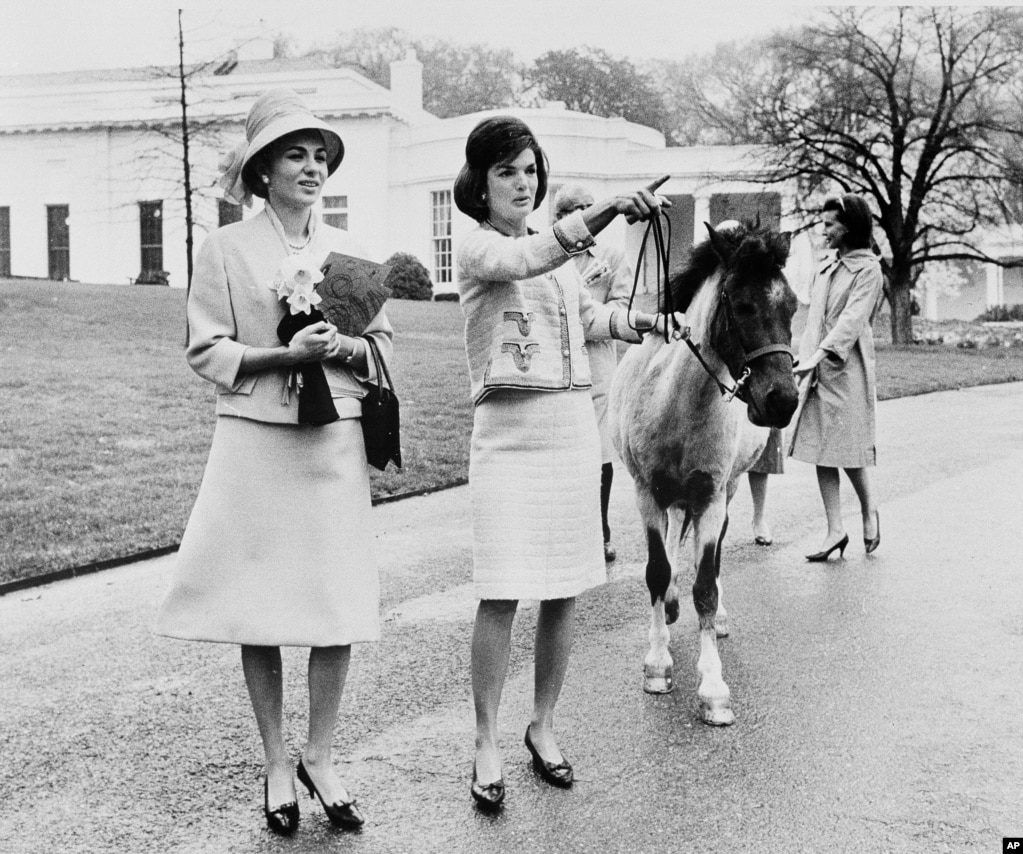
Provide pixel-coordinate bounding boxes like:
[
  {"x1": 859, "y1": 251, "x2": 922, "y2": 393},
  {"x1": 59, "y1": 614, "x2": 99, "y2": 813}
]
[{"x1": 155, "y1": 88, "x2": 394, "y2": 835}]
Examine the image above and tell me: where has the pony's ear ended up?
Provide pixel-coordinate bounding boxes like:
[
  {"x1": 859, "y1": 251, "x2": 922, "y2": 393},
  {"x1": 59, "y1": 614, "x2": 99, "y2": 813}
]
[
  {"x1": 705, "y1": 222, "x2": 732, "y2": 262},
  {"x1": 777, "y1": 230, "x2": 792, "y2": 260}
]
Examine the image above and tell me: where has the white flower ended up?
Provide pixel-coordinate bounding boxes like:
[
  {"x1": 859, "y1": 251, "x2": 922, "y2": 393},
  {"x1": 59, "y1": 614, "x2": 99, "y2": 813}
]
[
  {"x1": 270, "y1": 252, "x2": 325, "y2": 303},
  {"x1": 281, "y1": 254, "x2": 324, "y2": 287},
  {"x1": 286, "y1": 281, "x2": 323, "y2": 315}
]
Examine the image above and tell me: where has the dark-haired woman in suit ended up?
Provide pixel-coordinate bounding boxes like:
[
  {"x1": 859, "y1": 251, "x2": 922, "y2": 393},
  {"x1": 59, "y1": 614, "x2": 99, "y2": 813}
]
[
  {"x1": 452, "y1": 114, "x2": 681, "y2": 808},
  {"x1": 790, "y1": 193, "x2": 885, "y2": 561}
]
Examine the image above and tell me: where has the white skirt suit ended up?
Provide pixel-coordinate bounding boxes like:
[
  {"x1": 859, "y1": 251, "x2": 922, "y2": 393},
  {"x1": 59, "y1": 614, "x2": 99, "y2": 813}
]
[
  {"x1": 155, "y1": 209, "x2": 393, "y2": 647},
  {"x1": 458, "y1": 212, "x2": 642, "y2": 601}
]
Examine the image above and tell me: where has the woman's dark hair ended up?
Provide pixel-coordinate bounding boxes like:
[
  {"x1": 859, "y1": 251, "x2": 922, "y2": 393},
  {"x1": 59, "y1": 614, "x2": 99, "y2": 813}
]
[
  {"x1": 453, "y1": 116, "x2": 549, "y2": 222},
  {"x1": 242, "y1": 129, "x2": 329, "y2": 201},
  {"x1": 822, "y1": 194, "x2": 873, "y2": 250}
]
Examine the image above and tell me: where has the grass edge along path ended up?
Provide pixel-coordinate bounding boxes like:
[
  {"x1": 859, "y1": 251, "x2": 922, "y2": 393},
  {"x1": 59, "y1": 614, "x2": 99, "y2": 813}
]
[{"x1": 3, "y1": 278, "x2": 1023, "y2": 589}]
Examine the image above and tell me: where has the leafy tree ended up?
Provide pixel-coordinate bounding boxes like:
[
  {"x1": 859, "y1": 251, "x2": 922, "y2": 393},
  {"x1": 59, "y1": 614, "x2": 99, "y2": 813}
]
[
  {"x1": 318, "y1": 26, "x2": 415, "y2": 87},
  {"x1": 646, "y1": 40, "x2": 781, "y2": 146},
  {"x1": 418, "y1": 41, "x2": 521, "y2": 117},
  {"x1": 528, "y1": 47, "x2": 671, "y2": 136},
  {"x1": 694, "y1": 7, "x2": 1023, "y2": 343},
  {"x1": 313, "y1": 28, "x2": 522, "y2": 117},
  {"x1": 384, "y1": 252, "x2": 433, "y2": 301}
]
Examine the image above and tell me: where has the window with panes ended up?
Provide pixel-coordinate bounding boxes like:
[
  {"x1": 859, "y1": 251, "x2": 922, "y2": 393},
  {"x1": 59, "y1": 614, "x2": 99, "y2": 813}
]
[
  {"x1": 323, "y1": 195, "x2": 348, "y2": 230},
  {"x1": 139, "y1": 201, "x2": 163, "y2": 272},
  {"x1": 46, "y1": 204, "x2": 70, "y2": 280},
  {"x1": 218, "y1": 199, "x2": 242, "y2": 228},
  {"x1": 0, "y1": 207, "x2": 10, "y2": 277},
  {"x1": 431, "y1": 190, "x2": 452, "y2": 285}
]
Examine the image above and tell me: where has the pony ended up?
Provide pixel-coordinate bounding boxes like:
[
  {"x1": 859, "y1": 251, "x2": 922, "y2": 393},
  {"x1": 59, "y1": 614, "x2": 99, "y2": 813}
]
[{"x1": 608, "y1": 219, "x2": 799, "y2": 725}]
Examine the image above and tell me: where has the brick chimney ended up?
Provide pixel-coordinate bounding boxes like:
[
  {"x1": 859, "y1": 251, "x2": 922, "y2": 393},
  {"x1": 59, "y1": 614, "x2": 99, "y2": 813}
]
[{"x1": 389, "y1": 49, "x2": 423, "y2": 114}]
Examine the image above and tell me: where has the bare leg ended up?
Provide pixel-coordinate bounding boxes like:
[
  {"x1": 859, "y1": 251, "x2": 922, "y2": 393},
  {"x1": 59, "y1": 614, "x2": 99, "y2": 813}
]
[
  {"x1": 472, "y1": 599, "x2": 518, "y2": 785},
  {"x1": 529, "y1": 597, "x2": 575, "y2": 763},
  {"x1": 844, "y1": 466, "x2": 878, "y2": 540},
  {"x1": 747, "y1": 471, "x2": 772, "y2": 543},
  {"x1": 241, "y1": 645, "x2": 296, "y2": 807},
  {"x1": 815, "y1": 465, "x2": 846, "y2": 550},
  {"x1": 300, "y1": 645, "x2": 353, "y2": 805}
]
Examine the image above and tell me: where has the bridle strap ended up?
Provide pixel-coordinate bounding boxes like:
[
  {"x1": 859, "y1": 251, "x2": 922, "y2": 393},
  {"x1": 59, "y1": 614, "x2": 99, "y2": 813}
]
[
  {"x1": 626, "y1": 217, "x2": 788, "y2": 408},
  {"x1": 743, "y1": 343, "x2": 794, "y2": 364}
]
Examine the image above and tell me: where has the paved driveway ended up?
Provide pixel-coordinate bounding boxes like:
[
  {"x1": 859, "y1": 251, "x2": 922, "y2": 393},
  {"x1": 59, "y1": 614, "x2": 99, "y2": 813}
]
[{"x1": 1, "y1": 383, "x2": 1021, "y2": 853}]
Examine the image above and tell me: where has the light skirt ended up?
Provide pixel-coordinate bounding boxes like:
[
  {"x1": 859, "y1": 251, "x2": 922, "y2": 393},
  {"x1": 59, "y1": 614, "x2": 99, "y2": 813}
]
[
  {"x1": 155, "y1": 415, "x2": 380, "y2": 646},
  {"x1": 470, "y1": 390, "x2": 606, "y2": 601}
]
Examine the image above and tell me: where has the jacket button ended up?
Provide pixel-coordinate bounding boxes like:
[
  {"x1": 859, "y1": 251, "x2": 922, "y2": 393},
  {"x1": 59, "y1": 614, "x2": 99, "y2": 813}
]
[
  {"x1": 562, "y1": 349, "x2": 570, "y2": 356},
  {"x1": 559, "y1": 306, "x2": 566, "y2": 315},
  {"x1": 575, "y1": 240, "x2": 585, "y2": 248}
]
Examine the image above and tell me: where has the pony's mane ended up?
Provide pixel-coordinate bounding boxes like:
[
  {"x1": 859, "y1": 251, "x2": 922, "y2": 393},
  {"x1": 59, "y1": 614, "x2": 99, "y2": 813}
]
[{"x1": 667, "y1": 222, "x2": 790, "y2": 311}]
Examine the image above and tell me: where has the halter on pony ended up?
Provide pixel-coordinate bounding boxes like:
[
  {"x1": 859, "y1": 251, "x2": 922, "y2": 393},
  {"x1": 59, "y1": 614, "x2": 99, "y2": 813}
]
[{"x1": 625, "y1": 214, "x2": 794, "y2": 419}]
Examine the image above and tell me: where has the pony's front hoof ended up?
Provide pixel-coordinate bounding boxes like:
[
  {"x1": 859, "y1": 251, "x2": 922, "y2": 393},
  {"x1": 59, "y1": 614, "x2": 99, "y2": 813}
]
[
  {"x1": 714, "y1": 618, "x2": 730, "y2": 639},
  {"x1": 700, "y1": 701, "x2": 735, "y2": 726},
  {"x1": 643, "y1": 666, "x2": 674, "y2": 694}
]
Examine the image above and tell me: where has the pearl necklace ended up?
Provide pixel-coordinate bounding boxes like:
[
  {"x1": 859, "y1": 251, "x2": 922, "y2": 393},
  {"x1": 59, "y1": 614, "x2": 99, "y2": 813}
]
[{"x1": 287, "y1": 233, "x2": 312, "y2": 253}]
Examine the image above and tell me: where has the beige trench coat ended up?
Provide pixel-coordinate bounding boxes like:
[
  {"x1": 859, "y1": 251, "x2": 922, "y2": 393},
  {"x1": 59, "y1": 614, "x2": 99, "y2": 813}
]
[{"x1": 789, "y1": 249, "x2": 885, "y2": 468}]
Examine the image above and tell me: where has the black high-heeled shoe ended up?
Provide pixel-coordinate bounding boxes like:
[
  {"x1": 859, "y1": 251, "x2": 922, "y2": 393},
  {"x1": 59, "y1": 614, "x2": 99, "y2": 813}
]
[
  {"x1": 805, "y1": 533, "x2": 849, "y2": 562},
  {"x1": 864, "y1": 511, "x2": 880, "y2": 554},
  {"x1": 263, "y1": 777, "x2": 299, "y2": 836},
  {"x1": 524, "y1": 726, "x2": 573, "y2": 788},
  {"x1": 297, "y1": 759, "x2": 364, "y2": 830},
  {"x1": 470, "y1": 762, "x2": 505, "y2": 810}
]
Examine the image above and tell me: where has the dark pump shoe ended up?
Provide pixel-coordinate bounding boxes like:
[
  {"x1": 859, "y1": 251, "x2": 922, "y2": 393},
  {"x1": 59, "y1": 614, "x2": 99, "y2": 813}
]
[
  {"x1": 470, "y1": 762, "x2": 506, "y2": 810},
  {"x1": 297, "y1": 759, "x2": 365, "y2": 830},
  {"x1": 865, "y1": 511, "x2": 881, "y2": 554},
  {"x1": 805, "y1": 533, "x2": 849, "y2": 562},
  {"x1": 263, "y1": 777, "x2": 299, "y2": 836},
  {"x1": 524, "y1": 727, "x2": 574, "y2": 788}
]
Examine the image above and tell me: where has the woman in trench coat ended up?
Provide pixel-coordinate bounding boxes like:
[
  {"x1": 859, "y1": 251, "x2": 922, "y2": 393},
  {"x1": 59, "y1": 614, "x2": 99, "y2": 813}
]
[{"x1": 789, "y1": 193, "x2": 884, "y2": 561}]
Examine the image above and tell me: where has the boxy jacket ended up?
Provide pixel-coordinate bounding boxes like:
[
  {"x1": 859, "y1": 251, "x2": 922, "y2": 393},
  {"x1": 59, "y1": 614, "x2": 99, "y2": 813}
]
[
  {"x1": 457, "y1": 211, "x2": 641, "y2": 406},
  {"x1": 186, "y1": 209, "x2": 394, "y2": 423}
]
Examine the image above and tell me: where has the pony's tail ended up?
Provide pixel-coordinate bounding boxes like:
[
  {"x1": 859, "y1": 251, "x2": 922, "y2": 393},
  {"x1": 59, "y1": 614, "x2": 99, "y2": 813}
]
[{"x1": 679, "y1": 509, "x2": 693, "y2": 549}]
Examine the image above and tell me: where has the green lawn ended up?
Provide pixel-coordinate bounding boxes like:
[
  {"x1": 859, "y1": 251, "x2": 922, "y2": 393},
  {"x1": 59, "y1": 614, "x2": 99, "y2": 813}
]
[{"x1": 2, "y1": 278, "x2": 1022, "y2": 585}]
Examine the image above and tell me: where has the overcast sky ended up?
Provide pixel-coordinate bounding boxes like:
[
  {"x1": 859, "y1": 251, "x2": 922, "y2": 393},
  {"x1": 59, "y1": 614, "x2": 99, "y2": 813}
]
[{"x1": 0, "y1": 0, "x2": 822, "y2": 76}]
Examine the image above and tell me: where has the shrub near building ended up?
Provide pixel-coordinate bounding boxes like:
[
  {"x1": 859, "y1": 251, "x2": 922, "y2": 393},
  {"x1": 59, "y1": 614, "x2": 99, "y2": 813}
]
[{"x1": 384, "y1": 252, "x2": 433, "y2": 301}]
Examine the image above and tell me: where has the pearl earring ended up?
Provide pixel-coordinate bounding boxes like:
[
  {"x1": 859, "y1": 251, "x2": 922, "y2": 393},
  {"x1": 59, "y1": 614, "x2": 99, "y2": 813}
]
[
  {"x1": 262, "y1": 176, "x2": 269, "y2": 184},
  {"x1": 481, "y1": 192, "x2": 487, "y2": 201}
]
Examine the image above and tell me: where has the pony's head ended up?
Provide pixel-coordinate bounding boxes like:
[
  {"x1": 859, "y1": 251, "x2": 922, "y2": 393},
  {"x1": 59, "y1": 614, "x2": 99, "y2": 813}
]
[{"x1": 680, "y1": 219, "x2": 799, "y2": 428}]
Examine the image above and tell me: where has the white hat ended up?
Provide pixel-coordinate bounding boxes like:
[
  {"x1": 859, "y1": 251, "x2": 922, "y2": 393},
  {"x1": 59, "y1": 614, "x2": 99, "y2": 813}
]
[{"x1": 219, "y1": 89, "x2": 344, "y2": 207}]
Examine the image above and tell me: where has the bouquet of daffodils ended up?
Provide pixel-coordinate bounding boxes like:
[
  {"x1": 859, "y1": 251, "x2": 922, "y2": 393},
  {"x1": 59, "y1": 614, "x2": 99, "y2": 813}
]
[
  {"x1": 270, "y1": 253, "x2": 338, "y2": 426},
  {"x1": 272, "y1": 254, "x2": 325, "y2": 315}
]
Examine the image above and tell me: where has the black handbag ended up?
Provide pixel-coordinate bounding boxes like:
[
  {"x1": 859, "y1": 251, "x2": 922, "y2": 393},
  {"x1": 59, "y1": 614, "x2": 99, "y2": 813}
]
[{"x1": 361, "y1": 337, "x2": 402, "y2": 471}]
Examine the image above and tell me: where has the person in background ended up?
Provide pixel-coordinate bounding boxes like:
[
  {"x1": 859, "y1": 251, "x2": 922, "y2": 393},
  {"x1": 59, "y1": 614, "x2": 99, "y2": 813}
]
[
  {"x1": 789, "y1": 193, "x2": 884, "y2": 561},
  {"x1": 155, "y1": 89, "x2": 393, "y2": 835},
  {"x1": 553, "y1": 183, "x2": 634, "y2": 562},
  {"x1": 747, "y1": 429, "x2": 783, "y2": 545},
  {"x1": 454, "y1": 115, "x2": 681, "y2": 810}
]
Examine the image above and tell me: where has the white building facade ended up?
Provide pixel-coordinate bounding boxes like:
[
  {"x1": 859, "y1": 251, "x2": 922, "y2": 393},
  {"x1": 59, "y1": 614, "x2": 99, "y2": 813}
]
[
  {"x1": 0, "y1": 55, "x2": 795, "y2": 298},
  {"x1": 4, "y1": 54, "x2": 1011, "y2": 318}
]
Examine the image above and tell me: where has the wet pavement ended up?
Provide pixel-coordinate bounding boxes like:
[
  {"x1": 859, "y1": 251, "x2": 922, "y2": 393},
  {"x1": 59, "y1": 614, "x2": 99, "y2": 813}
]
[{"x1": 1, "y1": 383, "x2": 1021, "y2": 853}]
